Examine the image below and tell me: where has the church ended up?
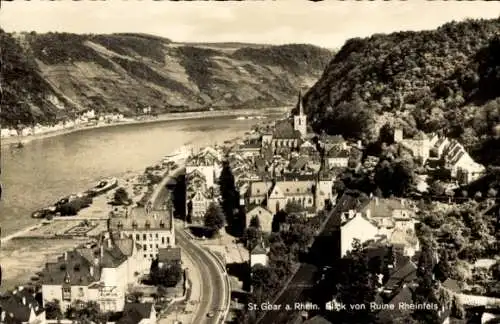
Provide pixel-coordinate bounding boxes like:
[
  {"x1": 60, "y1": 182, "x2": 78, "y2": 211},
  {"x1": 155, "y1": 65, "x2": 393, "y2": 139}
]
[{"x1": 261, "y1": 92, "x2": 308, "y2": 152}]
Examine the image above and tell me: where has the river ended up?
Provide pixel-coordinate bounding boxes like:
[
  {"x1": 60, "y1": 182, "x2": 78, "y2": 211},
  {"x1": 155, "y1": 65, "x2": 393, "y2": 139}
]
[{"x1": 0, "y1": 113, "x2": 274, "y2": 237}]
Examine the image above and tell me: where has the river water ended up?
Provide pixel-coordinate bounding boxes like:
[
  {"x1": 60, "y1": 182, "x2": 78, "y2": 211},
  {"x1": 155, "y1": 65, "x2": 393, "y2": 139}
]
[{"x1": 0, "y1": 114, "x2": 269, "y2": 237}]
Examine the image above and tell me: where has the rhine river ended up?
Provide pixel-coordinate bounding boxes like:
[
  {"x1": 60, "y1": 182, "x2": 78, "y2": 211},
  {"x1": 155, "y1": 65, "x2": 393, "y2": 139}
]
[{"x1": 0, "y1": 113, "x2": 275, "y2": 237}]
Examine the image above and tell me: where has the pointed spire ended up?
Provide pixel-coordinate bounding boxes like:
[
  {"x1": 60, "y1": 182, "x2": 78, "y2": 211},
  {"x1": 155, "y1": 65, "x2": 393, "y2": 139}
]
[{"x1": 297, "y1": 91, "x2": 304, "y2": 116}]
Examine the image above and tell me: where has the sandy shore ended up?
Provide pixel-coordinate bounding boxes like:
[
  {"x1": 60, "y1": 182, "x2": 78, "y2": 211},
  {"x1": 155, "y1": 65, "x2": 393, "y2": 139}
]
[
  {"x1": 1, "y1": 107, "x2": 286, "y2": 147},
  {"x1": 0, "y1": 158, "x2": 176, "y2": 291}
]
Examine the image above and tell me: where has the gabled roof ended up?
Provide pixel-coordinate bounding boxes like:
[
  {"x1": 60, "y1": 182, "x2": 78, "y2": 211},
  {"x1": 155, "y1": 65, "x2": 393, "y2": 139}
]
[
  {"x1": 109, "y1": 207, "x2": 172, "y2": 231},
  {"x1": 251, "y1": 243, "x2": 267, "y2": 255},
  {"x1": 246, "y1": 205, "x2": 272, "y2": 216},
  {"x1": 360, "y1": 198, "x2": 412, "y2": 218},
  {"x1": 158, "y1": 247, "x2": 181, "y2": 263},
  {"x1": 272, "y1": 120, "x2": 301, "y2": 139},
  {"x1": 272, "y1": 180, "x2": 314, "y2": 197},
  {"x1": 248, "y1": 181, "x2": 273, "y2": 197}
]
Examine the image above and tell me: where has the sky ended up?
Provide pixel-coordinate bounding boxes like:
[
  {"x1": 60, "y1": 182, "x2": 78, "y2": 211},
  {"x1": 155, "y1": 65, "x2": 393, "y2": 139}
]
[{"x1": 1, "y1": 1, "x2": 499, "y2": 49}]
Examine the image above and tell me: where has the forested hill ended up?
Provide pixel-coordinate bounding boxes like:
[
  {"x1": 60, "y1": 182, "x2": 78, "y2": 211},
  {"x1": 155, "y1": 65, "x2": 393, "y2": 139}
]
[
  {"x1": 0, "y1": 30, "x2": 333, "y2": 127},
  {"x1": 303, "y1": 17, "x2": 500, "y2": 165}
]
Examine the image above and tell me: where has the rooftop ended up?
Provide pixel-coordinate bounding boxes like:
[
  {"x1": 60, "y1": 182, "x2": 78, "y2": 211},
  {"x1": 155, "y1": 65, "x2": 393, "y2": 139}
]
[
  {"x1": 272, "y1": 120, "x2": 301, "y2": 140},
  {"x1": 158, "y1": 247, "x2": 181, "y2": 263},
  {"x1": 109, "y1": 207, "x2": 172, "y2": 231},
  {"x1": 360, "y1": 198, "x2": 413, "y2": 218}
]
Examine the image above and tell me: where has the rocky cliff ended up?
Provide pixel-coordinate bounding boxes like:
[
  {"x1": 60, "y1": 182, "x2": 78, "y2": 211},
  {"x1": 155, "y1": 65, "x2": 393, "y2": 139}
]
[{"x1": 1, "y1": 30, "x2": 333, "y2": 127}]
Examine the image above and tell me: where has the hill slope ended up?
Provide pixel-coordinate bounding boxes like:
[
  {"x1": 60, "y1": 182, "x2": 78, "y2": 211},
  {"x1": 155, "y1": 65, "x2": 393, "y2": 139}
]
[
  {"x1": 0, "y1": 30, "x2": 333, "y2": 127},
  {"x1": 303, "y1": 17, "x2": 500, "y2": 165}
]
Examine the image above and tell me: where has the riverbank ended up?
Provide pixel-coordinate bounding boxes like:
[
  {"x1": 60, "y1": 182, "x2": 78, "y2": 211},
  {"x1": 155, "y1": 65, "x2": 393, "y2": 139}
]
[{"x1": 1, "y1": 107, "x2": 286, "y2": 147}]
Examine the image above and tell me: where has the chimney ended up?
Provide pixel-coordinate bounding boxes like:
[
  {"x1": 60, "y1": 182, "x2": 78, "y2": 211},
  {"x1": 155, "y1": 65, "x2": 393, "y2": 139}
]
[
  {"x1": 365, "y1": 209, "x2": 371, "y2": 218},
  {"x1": 22, "y1": 297, "x2": 26, "y2": 306},
  {"x1": 90, "y1": 266, "x2": 94, "y2": 277},
  {"x1": 107, "y1": 238, "x2": 112, "y2": 249},
  {"x1": 100, "y1": 245, "x2": 104, "y2": 259},
  {"x1": 375, "y1": 197, "x2": 379, "y2": 206},
  {"x1": 400, "y1": 198, "x2": 405, "y2": 207},
  {"x1": 64, "y1": 252, "x2": 68, "y2": 261}
]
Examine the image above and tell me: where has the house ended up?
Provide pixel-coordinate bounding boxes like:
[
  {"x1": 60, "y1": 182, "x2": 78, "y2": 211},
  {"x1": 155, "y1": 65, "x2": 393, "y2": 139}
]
[
  {"x1": 0, "y1": 288, "x2": 46, "y2": 324},
  {"x1": 108, "y1": 206, "x2": 175, "y2": 272},
  {"x1": 237, "y1": 142, "x2": 261, "y2": 159},
  {"x1": 299, "y1": 140, "x2": 320, "y2": 159},
  {"x1": 326, "y1": 147, "x2": 350, "y2": 169},
  {"x1": 394, "y1": 129, "x2": 431, "y2": 164},
  {"x1": 360, "y1": 197, "x2": 416, "y2": 233},
  {"x1": 246, "y1": 205, "x2": 273, "y2": 233},
  {"x1": 340, "y1": 211, "x2": 379, "y2": 257},
  {"x1": 320, "y1": 134, "x2": 348, "y2": 151},
  {"x1": 377, "y1": 285, "x2": 416, "y2": 323},
  {"x1": 315, "y1": 171, "x2": 336, "y2": 211},
  {"x1": 117, "y1": 302, "x2": 156, "y2": 324},
  {"x1": 246, "y1": 181, "x2": 273, "y2": 206},
  {"x1": 260, "y1": 93, "x2": 306, "y2": 152},
  {"x1": 40, "y1": 235, "x2": 140, "y2": 312},
  {"x1": 250, "y1": 243, "x2": 269, "y2": 268},
  {"x1": 185, "y1": 147, "x2": 222, "y2": 188},
  {"x1": 187, "y1": 188, "x2": 213, "y2": 223},
  {"x1": 157, "y1": 247, "x2": 181, "y2": 268},
  {"x1": 266, "y1": 180, "x2": 315, "y2": 215},
  {"x1": 388, "y1": 228, "x2": 420, "y2": 258}
]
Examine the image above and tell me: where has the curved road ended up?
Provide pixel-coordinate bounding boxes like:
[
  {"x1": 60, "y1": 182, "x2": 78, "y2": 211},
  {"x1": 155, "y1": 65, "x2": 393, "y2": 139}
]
[
  {"x1": 151, "y1": 164, "x2": 228, "y2": 324},
  {"x1": 176, "y1": 228, "x2": 226, "y2": 324}
]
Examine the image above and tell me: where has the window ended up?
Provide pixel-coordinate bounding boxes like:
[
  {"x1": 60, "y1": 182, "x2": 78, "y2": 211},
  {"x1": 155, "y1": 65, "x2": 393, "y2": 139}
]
[
  {"x1": 78, "y1": 287, "x2": 84, "y2": 297},
  {"x1": 144, "y1": 254, "x2": 147, "y2": 258},
  {"x1": 143, "y1": 234, "x2": 147, "y2": 240},
  {"x1": 150, "y1": 254, "x2": 153, "y2": 259},
  {"x1": 136, "y1": 234, "x2": 140, "y2": 241},
  {"x1": 149, "y1": 234, "x2": 153, "y2": 239},
  {"x1": 62, "y1": 287, "x2": 71, "y2": 301},
  {"x1": 162, "y1": 237, "x2": 165, "y2": 244},
  {"x1": 150, "y1": 244, "x2": 153, "y2": 249},
  {"x1": 308, "y1": 198, "x2": 312, "y2": 204},
  {"x1": 143, "y1": 244, "x2": 147, "y2": 251},
  {"x1": 156, "y1": 244, "x2": 159, "y2": 249},
  {"x1": 155, "y1": 233, "x2": 159, "y2": 239},
  {"x1": 167, "y1": 237, "x2": 170, "y2": 245}
]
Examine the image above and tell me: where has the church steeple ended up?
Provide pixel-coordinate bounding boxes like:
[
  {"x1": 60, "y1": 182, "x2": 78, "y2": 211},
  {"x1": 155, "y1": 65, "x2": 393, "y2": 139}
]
[
  {"x1": 297, "y1": 91, "x2": 304, "y2": 116},
  {"x1": 293, "y1": 91, "x2": 307, "y2": 138}
]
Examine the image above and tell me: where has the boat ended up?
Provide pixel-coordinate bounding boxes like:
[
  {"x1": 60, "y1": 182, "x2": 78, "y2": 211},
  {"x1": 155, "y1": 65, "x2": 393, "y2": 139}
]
[
  {"x1": 235, "y1": 116, "x2": 246, "y2": 120},
  {"x1": 164, "y1": 145, "x2": 193, "y2": 161},
  {"x1": 32, "y1": 206, "x2": 57, "y2": 219},
  {"x1": 87, "y1": 177, "x2": 118, "y2": 197}
]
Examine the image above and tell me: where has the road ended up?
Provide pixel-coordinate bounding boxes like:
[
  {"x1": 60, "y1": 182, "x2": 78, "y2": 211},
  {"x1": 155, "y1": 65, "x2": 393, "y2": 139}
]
[
  {"x1": 176, "y1": 229, "x2": 226, "y2": 324},
  {"x1": 151, "y1": 163, "x2": 228, "y2": 324},
  {"x1": 257, "y1": 193, "x2": 362, "y2": 324}
]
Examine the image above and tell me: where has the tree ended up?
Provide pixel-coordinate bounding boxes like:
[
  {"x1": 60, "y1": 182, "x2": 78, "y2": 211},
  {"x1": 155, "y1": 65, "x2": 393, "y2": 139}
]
[
  {"x1": 218, "y1": 160, "x2": 239, "y2": 227},
  {"x1": 243, "y1": 226, "x2": 260, "y2": 251},
  {"x1": 45, "y1": 299, "x2": 63, "y2": 320},
  {"x1": 204, "y1": 202, "x2": 225, "y2": 232},
  {"x1": 413, "y1": 244, "x2": 440, "y2": 323},
  {"x1": 435, "y1": 250, "x2": 452, "y2": 282},
  {"x1": 71, "y1": 301, "x2": 101, "y2": 324},
  {"x1": 113, "y1": 187, "x2": 130, "y2": 205},
  {"x1": 150, "y1": 263, "x2": 183, "y2": 287},
  {"x1": 249, "y1": 215, "x2": 260, "y2": 229},
  {"x1": 284, "y1": 201, "x2": 303, "y2": 215}
]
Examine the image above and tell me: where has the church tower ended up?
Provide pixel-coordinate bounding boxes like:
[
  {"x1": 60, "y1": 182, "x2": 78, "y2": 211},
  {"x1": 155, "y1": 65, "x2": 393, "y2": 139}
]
[{"x1": 293, "y1": 91, "x2": 307, "y2": 138}]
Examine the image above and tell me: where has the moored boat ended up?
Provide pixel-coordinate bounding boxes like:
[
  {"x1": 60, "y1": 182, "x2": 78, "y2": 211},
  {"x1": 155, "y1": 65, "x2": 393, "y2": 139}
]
[
  {"x1": 32, "y1": 206, "x2": 57, "y2": 219},
  {"x1": 87, "y1": 177, "x2": 118, "y2": 197}
]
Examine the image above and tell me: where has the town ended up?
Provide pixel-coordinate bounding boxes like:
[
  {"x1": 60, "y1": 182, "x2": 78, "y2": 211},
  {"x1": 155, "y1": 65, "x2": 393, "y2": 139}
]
[{"x1": 1, "y1": 91, "x2": 499, "y2": 324}]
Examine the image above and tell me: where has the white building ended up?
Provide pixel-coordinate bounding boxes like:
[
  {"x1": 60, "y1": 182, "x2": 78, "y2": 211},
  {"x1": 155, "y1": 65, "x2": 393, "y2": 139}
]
[
  {"x1": 340, "y1": 211, "x2": 379, "y2": 257},
  {"x1": 40, "y1": 234, "x2": 141, "y2": 312},
  {"x1": 109, "y1": 207, "x2": 176, "y2": 274},
  {"x1": 293, "y1": 92, "x2": 307, "y2": 138}
]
